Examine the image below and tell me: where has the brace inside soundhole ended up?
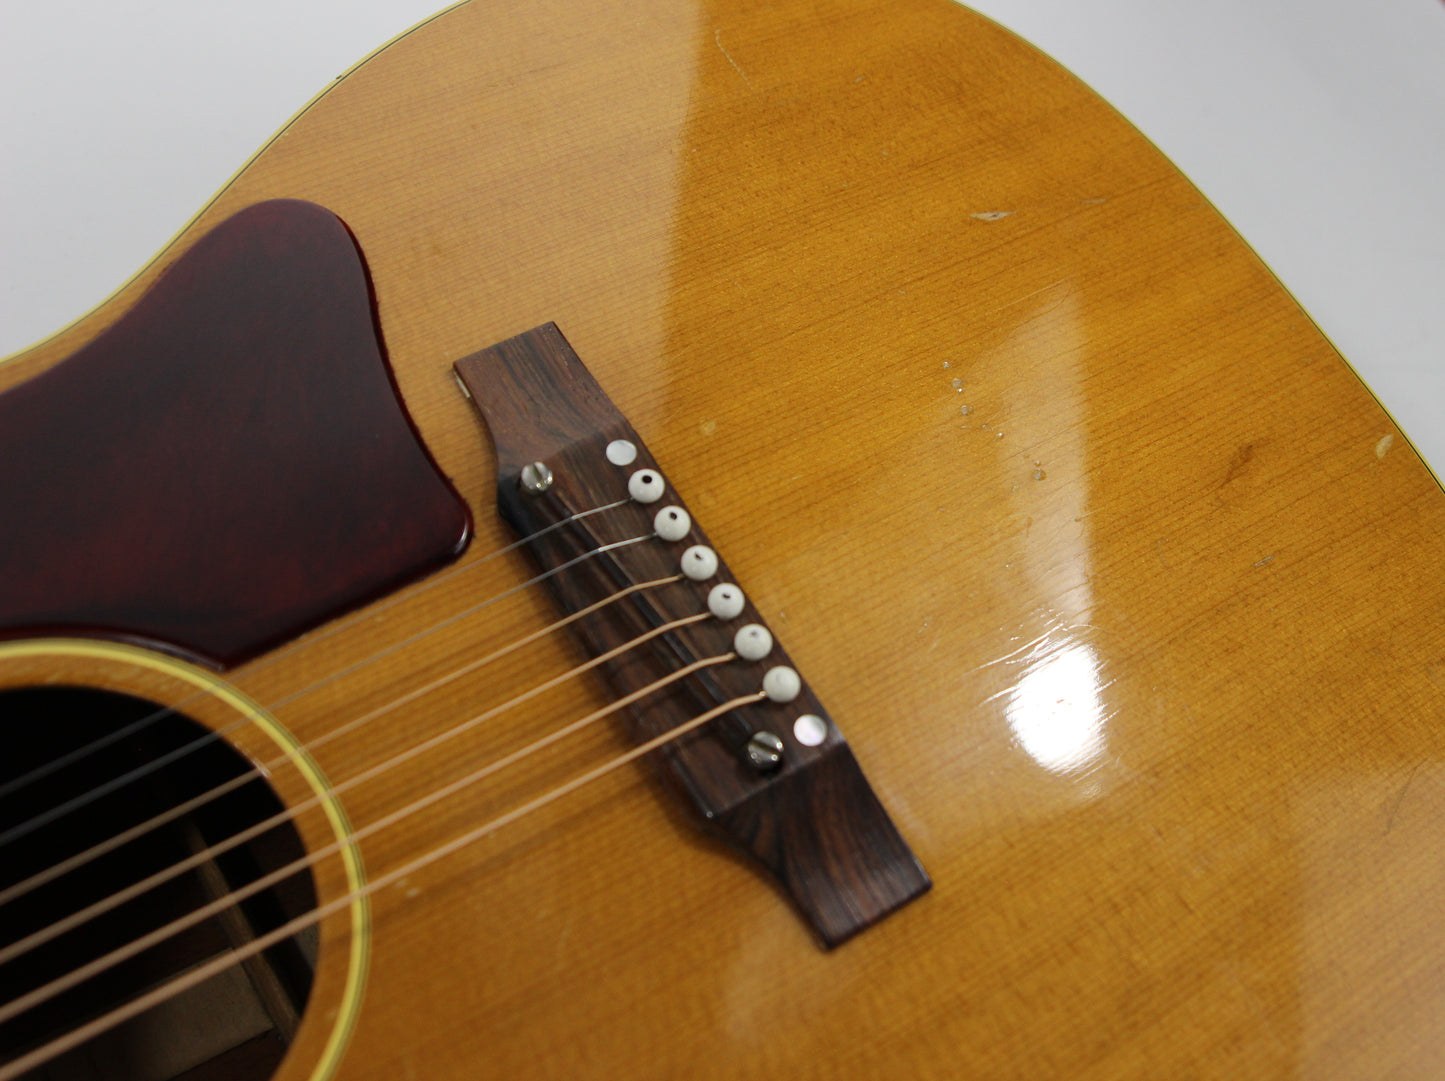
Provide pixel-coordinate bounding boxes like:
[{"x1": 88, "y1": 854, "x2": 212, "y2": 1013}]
[{"x1": 0, "y1": 688, "x2": 317, "y2": 1081}]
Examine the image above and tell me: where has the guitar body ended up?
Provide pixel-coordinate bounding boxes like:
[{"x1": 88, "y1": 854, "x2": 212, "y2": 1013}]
[{"x1": 4, "y1": 0, "x2": 1444, "y2": 1078}]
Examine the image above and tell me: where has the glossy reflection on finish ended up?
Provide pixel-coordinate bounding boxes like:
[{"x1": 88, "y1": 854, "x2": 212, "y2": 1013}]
[
  {"x1": 974, "y1": 283, "x2": 1113, "y2": 782},
  {"x1": 1007, "y1": 638, "x2": 1108, "y2": 776}
]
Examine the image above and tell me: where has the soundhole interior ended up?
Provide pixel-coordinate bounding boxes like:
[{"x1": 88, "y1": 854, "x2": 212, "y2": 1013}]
[{"x1": 0, "y1": 687, "x2": 318, "y2": 1081}]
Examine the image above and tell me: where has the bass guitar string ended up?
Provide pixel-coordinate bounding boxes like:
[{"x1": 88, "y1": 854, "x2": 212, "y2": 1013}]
[
  {"x1": 0, "y1": 528, "x2": 654, "y2": 851},
  {"x1": 0, "y1": 667, "x2": 751, "y2": 1040},
  {"x1": 0, "y1": 688, "x2": 767, "y2": 1081},
  {"x1": 0, "y1": 573, "x2": 683, "y2": 908},
  {"x1": 0, "y1": 498, "x2": 630, "y2": 805},
  {"x1": 0, "y1": 656, "x2": 749, "y2": 1027},
  {"x1": 0, "y1": 608, "x2": 714, "y2": 967}
]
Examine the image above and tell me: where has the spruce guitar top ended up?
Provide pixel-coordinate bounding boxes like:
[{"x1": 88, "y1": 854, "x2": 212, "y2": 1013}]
[{"x1": 2, "y1": 2, "x2": 1443, "y2": 1079}]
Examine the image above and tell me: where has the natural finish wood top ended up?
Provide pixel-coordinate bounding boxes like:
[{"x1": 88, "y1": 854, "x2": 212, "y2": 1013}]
[{"x1": 3, "y1": 1, "x2": 1443, "y2": 1078}]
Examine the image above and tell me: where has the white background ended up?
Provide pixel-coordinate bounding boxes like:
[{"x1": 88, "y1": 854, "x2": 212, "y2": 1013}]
[{"x1": 2, "y1": 0, "x2": 1441, "y2": 474}]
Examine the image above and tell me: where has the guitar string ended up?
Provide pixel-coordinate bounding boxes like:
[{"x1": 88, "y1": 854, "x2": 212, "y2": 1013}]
[
  {"x1": 0, "y1": 482, "x2": 756, "y2": 1070},
  {"x1": 0, "y1": 689, "x2": 767, "y2": 1081},
  {"x1": 0, "y1": 677, "x2": 762, "y2": 1057},
  {"x1": 0, "y1": 574, "x2": 684, "y2": 909},
  {"x1": 0, "y1": 607, "x2": 714, "y2": 968},
  {"x1": 0, "y1": 497, "x2": 630, "y2": 804},
  {"x1": 1, "y1": 486, "x2": 710, "y2": 978},
  {"x1": 0, "y1": 526, "x2": 656, "y2": 852}
]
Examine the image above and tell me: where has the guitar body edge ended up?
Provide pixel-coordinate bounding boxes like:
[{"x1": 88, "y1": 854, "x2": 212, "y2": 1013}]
[{"x1": 4, "y1": 1, "x2": 1444, "y2": 1079}]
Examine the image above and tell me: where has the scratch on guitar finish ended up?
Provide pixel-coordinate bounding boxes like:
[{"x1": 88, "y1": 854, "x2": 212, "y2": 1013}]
[
  {"x1": 1219, "y1": 442, "x2": 1257, "y2": 489},
  {"x1": 1385, "y1": 758, "x2": 1428, "y2": 833},
  {"x1": 713, "y1": 29, "x2": 756, "y2": 93}
]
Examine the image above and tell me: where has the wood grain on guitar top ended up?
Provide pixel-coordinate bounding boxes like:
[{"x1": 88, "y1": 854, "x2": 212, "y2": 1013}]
[{"x1": 3, "y1": 0, "x2": 1444, "y2": 1079}]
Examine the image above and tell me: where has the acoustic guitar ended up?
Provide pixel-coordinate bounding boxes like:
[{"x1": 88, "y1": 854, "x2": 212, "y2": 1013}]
[{"x1": 3, "y1": 1, "x2": 1443, "y2": 1079}]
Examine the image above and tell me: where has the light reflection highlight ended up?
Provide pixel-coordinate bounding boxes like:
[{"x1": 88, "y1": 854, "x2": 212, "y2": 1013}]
[
  {"x1": 1006, "y1": 640, "x2": 1107, "y2": 775},
  {"x1": 980, "y1": 283, "x2": 1112, "y2": 781}
]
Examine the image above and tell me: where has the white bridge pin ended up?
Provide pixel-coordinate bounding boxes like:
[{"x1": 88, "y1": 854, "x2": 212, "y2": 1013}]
[
  {"x1": 628, "y1": 469, "x2": 665, "y2": 503},
  {"x1": 681, "y1": 544, "x2": 718, "y2": 580},
  {"x1": 763, "y1": 666, "x2": 802, "y2": 703},
  {"x1": 707, "y1": 584, "x2": 745, "y2": 620},
  {"x1": 654, "y1": 505, "x2": 691, "y2": 542},
  {"x1": 733, "y1": 623, "x2": 773, "y2": 660}
]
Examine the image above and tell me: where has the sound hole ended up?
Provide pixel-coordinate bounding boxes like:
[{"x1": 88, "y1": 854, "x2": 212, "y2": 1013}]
[{"x1": 0, "y1": 687, "x2": 317, "y2": 1081}]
